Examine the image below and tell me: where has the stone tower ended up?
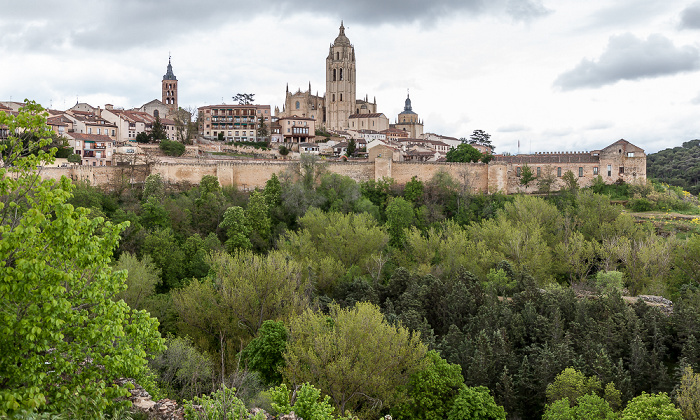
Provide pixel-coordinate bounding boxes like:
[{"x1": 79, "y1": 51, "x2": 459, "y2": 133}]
[
  {"x1": 162, "y1": 56, "x2": 178, "y2": 115},
  {"x1": 395, "y1": 92, "x2": 424, "y2": 138},
  {"x1": 325, "y1": 21, "x2": 356, "y2": 130}
]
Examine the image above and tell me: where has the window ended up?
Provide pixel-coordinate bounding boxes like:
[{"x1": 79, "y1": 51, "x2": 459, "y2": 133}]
[
  {"x1": 97, "y1": 128, "x2": 101, "y2": 135},
  {"x1": 88, "y1": 128, "x2": 92, "y2": 134},
  {"x1": 619, "y1": 167, "x2": 624, "y2": 174},
  {"x1": 537, "y1": 167, "x2": 541, "y2": 177},
  {"x1": 627, "y1": 152, "x2": 635, "y2": 157},
  {"x1": 287, "y1": 128, "x2": 290, "y2": 133},
  {"x1": 340, "y1": 94, "x2": 343, "y2": 102},
  {"x1": 333, "y1": 69, "x2": 336, "y2": 81},
  {"x1": 336, "y1": 52, "x2": 339, "y2": 60},
  {"x1": 578, "y1": 167, "x2": 583, "y2": 177},
  {"x1": 593, "y1": 167, "x2": 598, "y2": 175},
  {"x1": 332, "y1": 94, "x2": 335, "y2": 102},
  {"x1": 607, "y1": 164, "x2": 612, "y2": 177},
  {"x1": 340, "y1": 68, "x2": 343, "y2": 81},
  {"x1": 517, "y1": 167, "x2": 522, "y2": 176},
  {"x1": 295, "y1": 101, "x2": 300, "y2": 109},
  {"x1": 112, "y1": 129, "x2": 115, "y2": 136}
]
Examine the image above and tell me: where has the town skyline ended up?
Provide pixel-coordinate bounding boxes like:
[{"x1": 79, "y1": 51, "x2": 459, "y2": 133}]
[{"x1": 2, "y1": 0, "x2": 700, "y2": 154}]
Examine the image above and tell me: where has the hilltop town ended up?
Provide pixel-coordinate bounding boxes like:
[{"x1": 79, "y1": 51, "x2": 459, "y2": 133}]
[{"x1": 0, "y1": 22, "x2": 646, "y2": 193}]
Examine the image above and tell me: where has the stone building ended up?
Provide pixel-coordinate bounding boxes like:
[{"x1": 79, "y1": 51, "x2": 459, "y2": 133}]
[
  {"x1": 348, "y1": 112, "x2": 389, "y2": 132},
  {"x1": 197, "y1": 104, "x2": 271, "y2": 142},
  {"x1": 393, "y1": 93, "x2": 424, "y2": 139},
  {"x1": 162, "y1": 57, "x2": 178, "y2": 115},
  {"x1": 277, "y1": 83, "x2": 325, "y2": 123}
]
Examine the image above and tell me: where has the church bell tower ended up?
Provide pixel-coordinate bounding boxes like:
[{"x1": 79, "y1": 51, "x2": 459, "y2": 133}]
[
  {"x1": 325, "y1": 21, "x2": 356, "y2": 130},
  {"x1": 162, "y1": 56, "x2": 178, "y2": 115}
]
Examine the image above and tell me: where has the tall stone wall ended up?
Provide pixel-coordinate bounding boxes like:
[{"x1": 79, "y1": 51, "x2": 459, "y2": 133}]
[{"x1": 391, "y1": 162, "x2": 492, "y2": 193}]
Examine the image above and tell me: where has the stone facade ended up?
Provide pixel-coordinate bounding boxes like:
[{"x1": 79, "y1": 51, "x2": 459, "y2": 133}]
[
  {"x1": 37, "y1": 140, "x2": 646, "y2": 195},
  {"x1": 326, "y1": 22, "x2": 357, "y2": 130},
  {"x1": 348, "y1": 113, "x2": 389, "y2": 132},
  {"x1": 162, "y1": 57, "x2": 178, "y2": 115},
  {"x1": 393, "y1": 94, "x2": 424, "y2": 138},
  {"x1": 277, "y1": 83, "x2": 325, "y2": 123}
]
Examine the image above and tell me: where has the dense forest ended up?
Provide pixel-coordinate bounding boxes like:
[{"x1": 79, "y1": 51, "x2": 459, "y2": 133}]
[
  {"x1": 60, "y1": 154, "x2": 700, "y2": 419},
  {"x1": 3, "y1": 104, "x2": 700, "y2": 419},
  {"x1": 647, "y1": 139, "x2": 700, "y2": 195}
]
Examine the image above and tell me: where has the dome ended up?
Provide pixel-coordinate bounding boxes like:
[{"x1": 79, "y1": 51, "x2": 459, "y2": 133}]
[
  {"x1": 400, "y1": 92, "x2": 416, "y2": 115},
  {"x1": 333, "y1": 21, "x2": 351, "y2": 46}
]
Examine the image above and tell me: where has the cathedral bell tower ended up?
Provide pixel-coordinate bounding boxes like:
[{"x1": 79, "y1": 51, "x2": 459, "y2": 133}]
[
  {"x1": 162, "y1": 56, "x2": 178, "y2": 115},
  {"x1": 325, "y1": 21, "x2": 356, "y2": 130}
]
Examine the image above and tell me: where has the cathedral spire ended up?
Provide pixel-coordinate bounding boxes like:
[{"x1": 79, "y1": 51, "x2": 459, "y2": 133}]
[{"x1": 163, "y1": 55, "x2": 177, "y2": 81}]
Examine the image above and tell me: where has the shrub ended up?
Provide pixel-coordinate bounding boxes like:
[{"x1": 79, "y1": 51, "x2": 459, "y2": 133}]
[{"x1": 160, "y1": 139, "x2": 185, "y2": 157}]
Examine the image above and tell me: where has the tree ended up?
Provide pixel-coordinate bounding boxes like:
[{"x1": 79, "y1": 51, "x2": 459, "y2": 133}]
[
  {"x1": 620, "y1": 392, "x2": 683, "y2": 420},
  {"x1": 270, "y1": 383, "x2": 335, "y2": 420},
  {"x1": 173, "y1": 106, "x2": 196, "y2": 144},
  {"x1": 543, "y1": 394, "x2": 616, "y2": 420},
  {"x1": 519, "y1": 164, "x2": 536, "y2": 189},
  {"x1": 0, "y1": 101, "x2": 164, "y2": 416},
  {"x1": 219, "y1": 206, "x2": 252, "y2": 252},
  {"x1": 392, "y1": 350, "x2": 465, "y2": 420},
  {"x1": 233, "y1": 93, "x2": 255, "y2": 105},
  {"x1": 447, "y1": 385, "x2": 506, "y2": 420},
  {"x1": 469, "y1": 130, "x2": 493, "y2": 151},
  {"x1": 346, "y1": 138, "x2": 356, "y2": 157},
  {"x1": 159, "y1": 138, "x2": 185, "y2": 156},
  {"x1": 386, "y1": 196, "x2": 415, "y2": 247},
  {"x1": 537, "y1": 165, "x2": 557, "y2": 195},
  {"x1": 562, "y1": 170, "x2": 579, "y2": 193},
  {"x1": 242, "y1": 320, "x2": 287, "y2": 386},
  {"x1": 404, "y1": 176, "x2": 424, "y2": 202},
  {"x1": 257, "y1": 115, "x2": 269, "y2": 140},
  {"x1": 136, "y1": 131, "x2": 150, "y2": 143},
  {"x1": 150, "y1": 115, "x2": 168, "y2": 142},
  {"x1": 283, "y1": 302, "x2": 427, "y2": 417},
  {"x1": 114, "y1": 252, "x2": 162, "y2": 310},
  {"x1": 446, "y1": 143, "x2": 483, "y2": 163},
  {"x1": 677, "y1": 365, "x2": 700, "y2": 420}
]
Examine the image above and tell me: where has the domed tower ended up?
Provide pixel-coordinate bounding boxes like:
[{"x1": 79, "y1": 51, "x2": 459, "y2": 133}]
[
  {"x1": 162, "y1": 56, "x2": 178, "y2": 115},
  {"x1": 325, "y1": 21, "x2": 356, "y2": 130},
  {"x1": 395, "y1": 91, "x2": 424, "y2": 138}
]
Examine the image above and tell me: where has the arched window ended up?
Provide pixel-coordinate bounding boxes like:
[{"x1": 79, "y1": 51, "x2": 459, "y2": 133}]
[
  {"x1": 356, "y1": 108, "x2": 359, "y2": 113},
  {"x1": 333, "y1": 69, "x2": 336, "y2": 81},
  {"x1": 332, "y1": 94, "x2": 335, "y2": 102},
  {"x1": 154, "y1": 110, "x2": 159, "y2": 118},
  {"x1": 336, "y1": 52, "x2": 339, "y2": 60},
  {"x1": 339, "y1": 68, "x2": 343, "y2": 81},
  {"x1": 295, "y1": 101, "x2": 300, "y2": 109},
  {"x1": 340, "y1": 94, "x2": 343, "y2": 101}
]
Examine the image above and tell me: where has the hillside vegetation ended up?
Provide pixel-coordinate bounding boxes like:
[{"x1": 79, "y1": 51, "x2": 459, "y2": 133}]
[{"x1": 647, "y1": 139, "x2": 700, "y2": 195}]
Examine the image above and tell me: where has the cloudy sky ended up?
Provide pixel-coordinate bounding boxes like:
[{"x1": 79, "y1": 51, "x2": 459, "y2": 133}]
[{"x1": 2, "y1": 0, "x2": 700, "y2": 154}]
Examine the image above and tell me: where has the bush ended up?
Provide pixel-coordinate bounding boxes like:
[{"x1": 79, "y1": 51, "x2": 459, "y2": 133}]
[
  {"x1": 279, "y1": 146, "x2": 289, "y2": 156},
  {"x1": 183, "y1": 385, "x2": 265, "y2": 420},
  {"x1": 160, "y1": 139, "x2": 186, "y2": 157},
  {"x1": 629, "y1": 198, "x2": 653, "y2": 212}
]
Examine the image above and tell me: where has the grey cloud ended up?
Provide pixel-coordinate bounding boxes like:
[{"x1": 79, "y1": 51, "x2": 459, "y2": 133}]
[
  {"x1": 0, "y1": 0, "x2": 549, "y2": 53},
  {"x1": 692, "y1": 92, "x2": 700, "y2": 104},
  {"x1": 582, "y1": 0, "x2": 669, "y2": 31},
  {"x1": 554, "y1": 33, "x2": 700, "y2": 90},
  {"x1": 680, "y1": 2, "x2": 700, "y2": 29}
]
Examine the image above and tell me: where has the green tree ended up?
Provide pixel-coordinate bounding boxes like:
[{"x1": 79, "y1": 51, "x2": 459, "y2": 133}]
[
  {"x1": 283, "y1": 302, "x2": 427, "y2": 417},
  {"x1": 392, "y1": 350, "x2": 465, "y2": 420},
  {"x1": 246, "y1": 190, "x2": 272, "y2": 249},
  {"x1": 159, "y1": 139, "x2": 186, "y2": 156},
  {"x1": 446, "y1": 143, "x2": 483, "y2": 163},
  {"x1": 537, "y1": 165, "x2": 557, "y2": 195},
  {"x1": 219, "y1": 206, "x2": 252, "y2": 252},
  {"x1": 346, "y1": 138, "x2": 356, "y2": 157},
  {"x1": 136, "y1": 131, "x2": 150, "y2": 143},
  {"x1": 677, "y1": 365, "x2": 700, "y2": 420},
  {"x1": 270, "y1": 383, "x2": 336, "y2": 420},
  {"x1": 0, "y1": 100, "x2": 165, "y2": 416},
  {"x1": 546, "y1": 368, "x2": 602, "y2": 406},
  {"x1": 469, "y1": 129, "x2": 493, "y2": 150},
  {"x1": 257, "y1": 115, "x2": 269, "y2": 140},
  {"x1": 386, "y1": 197, "x2": 415, "y2": 247},
  {"x1": 404, "y1": 176, "x2": 424, "y2": 203},
  {"x1": 519, "y1": 164, "x2": 536, "y2": 189},
  {"x1": 620, "y1": 392, "x2": 683, "y2": 420},
  {"x1": 242, "y1": 320, "x2": 288, "y2": 386},
  {"x1": 447, "y1": 385, "x2": 506, "y2": 420},
  {"x1": 562, "y1": 170, "x2": 579, "y2": 193},
  {"x1": 543, "y1": 394, "x2": 616, "y2": 420},
  {"x1": 114, "y1": 252, "x2": 162, "y2": 310},
  {"x1": 150, "y1": 115, "x2": 168, "y2": 141}
]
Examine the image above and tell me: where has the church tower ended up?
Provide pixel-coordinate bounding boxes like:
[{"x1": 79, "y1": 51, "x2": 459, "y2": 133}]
[
  {"x1": 162, "y1": 56, "x2": 178, "y2": 115},
  {"x1": 325, "y1": 21, "x2": 356, "y2": 130}
]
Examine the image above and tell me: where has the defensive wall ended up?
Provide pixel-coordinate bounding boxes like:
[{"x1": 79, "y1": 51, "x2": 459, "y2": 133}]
[{"x1": 37, "y1": 144, "x2": 645, "y2": 194}]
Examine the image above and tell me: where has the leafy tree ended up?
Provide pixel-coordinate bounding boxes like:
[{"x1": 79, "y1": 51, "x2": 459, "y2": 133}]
[
  {"x1": 257, "y1": 115, "x2": 269, "y2": 139},
  {"x1": 219, "y1": 206, "x2": 252, "y2": 252},
  {"x1": 404, "y1": 176, "x2": 424, "y2": 203},
  {"x1": 217, "y1": 131, "x2": 225, "y2": 141},
  {"x1": 114, "y1": 252, "x2": 162, "y2": 310},
  {"x1": 447, "y1": 385, "x2": 506, "y2": 420},
  {"x1": 150, "y1": 335, "x2": 216, "y2": 401},
  {"x1": 469, "y1": 129, "x2": 493, "y2": 150},
  {"x1": 537, "y1": 165, "x2": 557, "y2": 195},
  {"x1": 183, "y1": 385, "x2": 265, "y2": 420},
  {"x1": 519, "y1": 164, "x2": 536, "y2": 189},
  {"x1": 143, "y1": 228, "x2": 186, "y2": 290},
  {"x1": 545, "y1": 368, "x2": 602, "y2": 406},
  {"x1": 242, "y1": 320, "x2": 288, "y2": 386},
  {"x1": 543, "y1": 394, "x2": 616, "y2": 420},
  {"x1": 446, "y1": 143, "x2": 483, "y2": 163},
  {"x1": 677, "y1": 365, "x2": 700, "y2": 420},
  {"x1": 270, "y1": 383, "x2": 336, "y2": 420},
  {"x1": 159, "y1": 139, "x2": 185, "y2": 156},
  {"x1": 143, "y1": 173, "x2": 166, "y2": 202},
  {"x1": 620, "y1": 392, "x2": 683, "y2": 420},
  {"x1": 0, "y1": 100, "x2": 164, "y2": 416},
  {"x1": 392, "y1": 350, "x2": 465, "y2": 420},
  {"x1": 66, "y1": 153, "x2": 81, "y2": 163},
  {"x1": 279, "y1": 145, "x2": 289, "y2": 156},
  {"x1": 317, "y1": 173, "x2": 361, "y2": 213},
  {"x1": 562, "y1": 170, "x2": 579, "y2": 193},
  {"x1": 246, "y1": 190, "x2": 272, "y2": 250},
  {"x1": 283, "y1": 302, "x2": 427, "y2": 417},
  {"x1": 150, "y1": 115, "x2": 168, "y2": 141},
  {"x1": 386, "y1": 197, "x2": 415, "y2": 247}
]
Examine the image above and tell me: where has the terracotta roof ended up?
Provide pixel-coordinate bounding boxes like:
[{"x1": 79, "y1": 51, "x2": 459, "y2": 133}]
[{"x1": 67, "y1": 133, "x2": 113, "y2": 142}]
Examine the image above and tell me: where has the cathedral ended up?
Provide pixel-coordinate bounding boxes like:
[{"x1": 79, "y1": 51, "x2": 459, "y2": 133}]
[{"x1": 276, "y1": 22, "x2": 378, "y2": 131}]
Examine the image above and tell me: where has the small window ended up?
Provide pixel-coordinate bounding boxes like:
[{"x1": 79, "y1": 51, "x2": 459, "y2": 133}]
[
  {"x1": 295, "y1": 101, "x2": 300, "y2": 109},
  {"x1": 619, "y1": 167, "x2": 624, "y2": 174},
  {"x1": 340, "y1": 68, "x2": 343, "y2": 81},
  {"x1": 537, "y1": 167, "x2": 541, "y2": 177},
  {"x1": 593, "y1": 167, "x2": 598, "y2": 175},
  {"x1": 627, "y1": 152, "x2": 634, "y2": 157},
  {"x1": 333, "y1": 69, "x2": 336, "y2": 81},
  {"x1": 517, "y1": 167, "x2": 522, "y2": 176},
  {"x1": 557, "y1": 167, "x2": 562, "y2": 177},
  {"x1": 336, "y1": 52, "x2": 339, "y2": 60},
  {"x1": 579, "y1": 167, "x2": 583, "y2": 177},
  {"x1": 340, "y1": 94, "x2": 343, "y2": 102},
  {"x1": 607, "y1": 164, "x2": 612, "y2": 177}
]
